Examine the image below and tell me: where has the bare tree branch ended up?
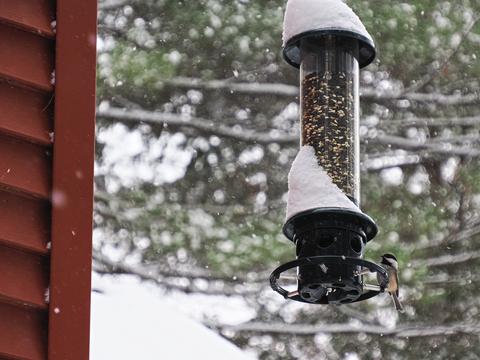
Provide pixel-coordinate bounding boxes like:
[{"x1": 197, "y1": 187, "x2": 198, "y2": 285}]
[{"x1": 218, "y1": 321, "x2": 480, "y2": 338}]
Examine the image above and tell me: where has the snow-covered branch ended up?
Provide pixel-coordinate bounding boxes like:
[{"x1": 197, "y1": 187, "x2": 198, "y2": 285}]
[
  {"x1": 159, "y1": 77, "x2": 299, "y2": 97},
  {"x1": 411, "y1": 249, "x2": 480, "y2": 268},
  {"x1": 153, "y1": 77, "x2": 480, "y2": 106},
  {"x1": 93, "y1": 252, "x2": 258, "y2": 284},
  {"x1": 219, "y1": 321, "x2": 480, "y2": 338},
  {"x1": 371, "y1": 134, "x2": 480, "y2": 157},
  {"x1": 93, "y1": 253, "x2": 262, "y2": 296},
  {"x1": 424, "y1": 272, "x2": 480, "y2": 286},
  {"x1": 97, "y1": 107, "x2": 297, "y2": 144},
  {"x1": 99, "y1": 0, "x2": 130, "y2": 10},
  {"x1": 404, "y1": 15, "x2": 480, "y2": 94},
  {"x1": 97, "y1": 107, "x2": 480, "y2": 157},
  {"x1": 414, "y1": 222, "x2": 480, "y2": 251},
  {"x1": 361, "y1": 88, "x2": 480, "y2": 106},
  {"x1": 384, "y1": 115, "x2": 480, "y2": 129}
]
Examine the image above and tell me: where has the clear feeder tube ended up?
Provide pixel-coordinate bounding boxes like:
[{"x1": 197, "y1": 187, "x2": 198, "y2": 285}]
[{"x1": 300, "y1": 36, "x2": 360, "y2": 205}]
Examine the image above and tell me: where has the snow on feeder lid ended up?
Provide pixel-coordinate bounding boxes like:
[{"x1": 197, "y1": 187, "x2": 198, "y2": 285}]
[
  {"x1": 282, "y1": 0, "x2": 376, "y2": 69},
  {"x1": 270, "y1": 0, "x2": 388, "y2": 305}
]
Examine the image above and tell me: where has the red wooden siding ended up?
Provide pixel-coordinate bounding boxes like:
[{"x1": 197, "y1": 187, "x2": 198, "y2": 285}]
[
  {"x1": 0, "y1": 22, "x2": 54, "y2": 92},
  {"x1": 0, "y1": 82, "x2": 53, "y2": 146},
  {"x1": 0, "y1": 0, "x2": 55, "y2": 39},
  {"x1": 0, "y1": 133, "x2": 52, "y2": 199},
  {"x1": 0, "y1": 191, "x2": 50, "y2": 255},
  {"x1": 0, "y1": 1, "x2": 96, "y2": 359},
  {"x1": 0, "y1": 2, "x2": 53, "y2": 358},
  {"x1": 48, "y1": 1, "x2": 96, "y2": 359},
  {"x1": 0, "y1": 246, "x2": 49, "y2": 309},
  {"x1": 0, "y1": 303, "x2": 48, "y2": 360}
]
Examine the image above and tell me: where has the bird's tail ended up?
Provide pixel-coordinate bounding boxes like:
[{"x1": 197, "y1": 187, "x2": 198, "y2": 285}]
[{"x1": 391, "y1": 293, "x2": 404, "y2": 313}]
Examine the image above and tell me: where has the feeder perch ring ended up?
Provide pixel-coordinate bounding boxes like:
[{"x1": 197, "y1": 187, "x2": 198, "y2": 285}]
[{"x1": 270, "y1": 256, "x2": 388, "y2": 304}]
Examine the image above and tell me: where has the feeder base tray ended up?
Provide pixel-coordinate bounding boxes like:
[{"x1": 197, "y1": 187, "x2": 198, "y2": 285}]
[{"x1": 270, "y1": 256, "x2": 388, "y2": 305}]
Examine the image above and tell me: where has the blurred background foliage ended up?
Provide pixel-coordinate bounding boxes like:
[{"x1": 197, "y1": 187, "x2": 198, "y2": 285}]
[{"x1": 95, "y1": 0, "x2": 480, "y2": 358}]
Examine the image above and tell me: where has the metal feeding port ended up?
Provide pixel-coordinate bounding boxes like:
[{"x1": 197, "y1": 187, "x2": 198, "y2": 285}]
[{"x1": 270, "y1": 0, "x2": 387, "y2": 305}]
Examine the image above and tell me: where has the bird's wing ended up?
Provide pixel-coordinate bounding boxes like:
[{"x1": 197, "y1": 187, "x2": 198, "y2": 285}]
[{"x1": 395, "y1": 271, "x2": 399, "y2": 297}]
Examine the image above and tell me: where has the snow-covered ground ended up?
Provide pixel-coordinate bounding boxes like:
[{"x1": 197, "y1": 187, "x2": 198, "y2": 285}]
[{"x1": 90, "y1": 274, "x2": 256, "y2": 360}]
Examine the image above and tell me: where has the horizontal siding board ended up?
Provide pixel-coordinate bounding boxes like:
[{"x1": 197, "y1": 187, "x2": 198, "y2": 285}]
[
  {"x1": 0, "y1": 3, "x2": 55, "y2": 360},
  {"x1": 0, "y1": 191, "x2": 50, "y2": 255},
  {"x1": 0, "y1": 134, "x2": 51, "y2": 199},
  {"x1": 0, "y1": 245, "x2": 49, "y2": 309},
  {"x1": 0, "y1": 302, "x2": 47, "y2": 360},
  {"x1": 0, "y1": 81, "x2": 53, "y2": 146},
  {"x1": 0, "y1": 0, "x2": 55, "y2": 39},
  {"x1": 0, "y1": 23, "x2": 54, "y2": 92}
]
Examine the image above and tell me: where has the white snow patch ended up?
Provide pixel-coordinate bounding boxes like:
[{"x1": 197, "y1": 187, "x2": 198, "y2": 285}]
[
  {"x1": 44, "y1": 287, "x2": 50, "y2": 304},
  {"x1": 380, "y1": 167, "x2": 404, "y2": 186},
  {"x1": 283, "y1": 0, "x2": 373, "y2": 46},
  {"x1": 167, "y1": 50, "x2": 182, "y2": 65},
  {"x1": 286, "y1": 145, "x2": 360, "y2": 221},
  {"x1": 91, "y1": 274, "x2": 256, "y2": 360},
  {"x1": 96, "y1": 124, "x2": 194, "y2": 189}
]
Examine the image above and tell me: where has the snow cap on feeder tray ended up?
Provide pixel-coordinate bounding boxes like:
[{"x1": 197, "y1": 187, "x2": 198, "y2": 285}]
[{"x1": 282, "y1": 0, "x2": 376, "y2": 68}]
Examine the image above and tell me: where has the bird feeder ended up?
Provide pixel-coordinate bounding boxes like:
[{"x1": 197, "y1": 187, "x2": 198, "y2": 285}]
[{"x1": 270, "y1": 0, "x2": 388, "y2": 304}]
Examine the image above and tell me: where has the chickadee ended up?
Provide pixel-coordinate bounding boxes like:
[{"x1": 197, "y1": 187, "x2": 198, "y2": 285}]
[{"x1": 379, "y1": 253, "x2": 404, "y2": 312}]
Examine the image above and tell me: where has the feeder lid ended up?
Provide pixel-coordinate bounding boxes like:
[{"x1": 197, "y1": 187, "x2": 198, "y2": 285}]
[{"x1": 282, "y1": 0, "x2": 376, "y2": 68}]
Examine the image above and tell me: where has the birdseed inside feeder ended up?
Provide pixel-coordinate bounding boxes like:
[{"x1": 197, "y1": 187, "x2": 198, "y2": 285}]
[
  {"x1": 270, "y1": 0, "x2": 388, "y2": 305},
  {"x1": 301, "y1": 36, "x2": 359, "y2": 202}
]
